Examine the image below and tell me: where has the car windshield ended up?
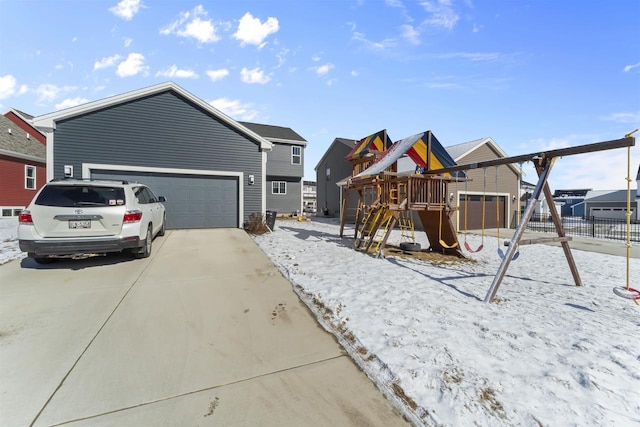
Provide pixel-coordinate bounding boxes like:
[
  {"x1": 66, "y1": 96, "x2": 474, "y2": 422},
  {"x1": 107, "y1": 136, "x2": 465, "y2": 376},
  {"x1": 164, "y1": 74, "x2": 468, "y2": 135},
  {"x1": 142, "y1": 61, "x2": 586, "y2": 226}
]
[{"x1": 35, "y1": 185, "x2": 126, "y2": 207}]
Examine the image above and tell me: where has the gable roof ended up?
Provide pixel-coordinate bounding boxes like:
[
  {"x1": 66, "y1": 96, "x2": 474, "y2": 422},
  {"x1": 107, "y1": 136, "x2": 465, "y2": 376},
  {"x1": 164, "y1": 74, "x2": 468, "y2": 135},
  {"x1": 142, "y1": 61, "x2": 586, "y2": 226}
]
[
  {"x1": 239, "y1": 121, "x2": 307, "y2": 146},
  {"x1": 32, "y1": 81, "x2": 273, "y2": 151},
  {"x1": 0, "y1": 114, "x2": 46, "y2": 162},
  {"x1": 314, "y1": 137, "x2": 356, "y2": 171},
  {"x1": 584, "y1": 189, "x2": 633, "y2": 202},
  {"x1": 446, "y1": 137, "x2": 520, "y2": 176}
]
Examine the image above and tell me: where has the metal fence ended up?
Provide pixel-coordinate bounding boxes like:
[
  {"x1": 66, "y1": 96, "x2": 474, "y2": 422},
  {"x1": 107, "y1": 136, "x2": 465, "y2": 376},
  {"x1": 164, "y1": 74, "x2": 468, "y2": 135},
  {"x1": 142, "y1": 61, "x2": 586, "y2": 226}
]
[{"x1": 524, "y1": 214, "x2": 640, "y2": 242}]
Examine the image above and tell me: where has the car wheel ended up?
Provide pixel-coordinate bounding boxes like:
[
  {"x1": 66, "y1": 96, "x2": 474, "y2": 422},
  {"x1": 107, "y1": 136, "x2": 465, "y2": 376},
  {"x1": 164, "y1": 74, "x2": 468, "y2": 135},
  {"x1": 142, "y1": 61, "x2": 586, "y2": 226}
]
[
  {"x1": 158, "y1": 214, "x2": 166, "y2": 236},
  {"x1": 134, "y1": 225, "x2": 152, "y2": 259},
  {"x1": 28, "y1": 253, "x2": 56, "y2": 264}
]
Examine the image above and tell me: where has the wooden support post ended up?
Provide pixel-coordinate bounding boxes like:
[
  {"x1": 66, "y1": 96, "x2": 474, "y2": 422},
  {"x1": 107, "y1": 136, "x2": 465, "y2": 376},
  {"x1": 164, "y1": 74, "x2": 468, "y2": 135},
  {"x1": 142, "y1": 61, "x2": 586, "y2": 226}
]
[
  {"x1": 538, "y1": 163, "x2": 583, "y2": 287},
  {"x1": 339, "y1": 184, "x2": 349, "y2": 238},
  {"x1": 484, "y1": 158, "x2": 554, "y2": 303}
]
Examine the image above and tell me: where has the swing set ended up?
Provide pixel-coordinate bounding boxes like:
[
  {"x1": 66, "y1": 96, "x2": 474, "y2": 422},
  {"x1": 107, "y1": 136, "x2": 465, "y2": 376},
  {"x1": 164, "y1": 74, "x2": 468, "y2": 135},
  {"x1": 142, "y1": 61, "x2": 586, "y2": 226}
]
[{"x1": 340, "y1": 128, "x2": 636, "y2": 303}]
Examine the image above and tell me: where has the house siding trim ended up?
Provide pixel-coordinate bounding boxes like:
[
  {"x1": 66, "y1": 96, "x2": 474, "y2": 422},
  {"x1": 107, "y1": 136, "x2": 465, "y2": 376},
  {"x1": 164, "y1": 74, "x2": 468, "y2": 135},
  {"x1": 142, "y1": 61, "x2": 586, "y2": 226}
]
[{"x1": 82, "y1": 162, "x2": 244, "y2": 227}]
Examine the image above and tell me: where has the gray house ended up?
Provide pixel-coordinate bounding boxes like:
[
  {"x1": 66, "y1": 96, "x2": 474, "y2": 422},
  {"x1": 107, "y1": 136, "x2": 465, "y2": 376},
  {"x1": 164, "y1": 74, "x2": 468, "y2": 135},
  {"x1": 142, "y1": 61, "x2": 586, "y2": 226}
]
[
  {"x1": 239, "y1": 122, "x2": 306, "y2": 215},
  {"x1": 314, "y1": 137, "x2": 356, "y2": 217},
  {"x1": 32, "y1": 82, "x2": 305, "y2": 229}
]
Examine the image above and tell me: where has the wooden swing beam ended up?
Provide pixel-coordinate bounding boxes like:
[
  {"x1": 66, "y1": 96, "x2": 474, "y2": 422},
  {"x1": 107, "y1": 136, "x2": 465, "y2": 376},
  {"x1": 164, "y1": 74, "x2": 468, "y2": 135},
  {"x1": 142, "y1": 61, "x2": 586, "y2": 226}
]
[{"x1": 423, "y1": 136, "x2": 636, "y2": 303}]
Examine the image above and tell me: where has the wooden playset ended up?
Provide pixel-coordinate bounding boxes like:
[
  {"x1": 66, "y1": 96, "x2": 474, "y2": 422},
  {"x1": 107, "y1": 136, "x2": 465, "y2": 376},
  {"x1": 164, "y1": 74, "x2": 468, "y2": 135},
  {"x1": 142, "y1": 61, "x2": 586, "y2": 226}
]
[{"x1": 338, "y1": 128, "x2": 637, "y2": 303}]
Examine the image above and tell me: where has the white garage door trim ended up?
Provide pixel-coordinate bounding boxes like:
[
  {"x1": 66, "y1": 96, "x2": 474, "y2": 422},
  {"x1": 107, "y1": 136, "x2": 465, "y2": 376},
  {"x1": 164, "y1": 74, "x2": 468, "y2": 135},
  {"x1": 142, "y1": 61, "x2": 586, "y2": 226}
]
[{"x1": 82, "y1": 163, "x2": 244, "y2": 228}]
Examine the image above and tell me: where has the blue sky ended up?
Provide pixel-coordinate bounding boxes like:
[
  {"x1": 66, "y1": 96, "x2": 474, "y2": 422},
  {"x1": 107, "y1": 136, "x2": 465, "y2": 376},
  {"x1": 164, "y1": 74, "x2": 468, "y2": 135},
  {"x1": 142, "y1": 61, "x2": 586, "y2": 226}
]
[{"x1": 1, "y1": 0, "x2": 639, "y2": 190}]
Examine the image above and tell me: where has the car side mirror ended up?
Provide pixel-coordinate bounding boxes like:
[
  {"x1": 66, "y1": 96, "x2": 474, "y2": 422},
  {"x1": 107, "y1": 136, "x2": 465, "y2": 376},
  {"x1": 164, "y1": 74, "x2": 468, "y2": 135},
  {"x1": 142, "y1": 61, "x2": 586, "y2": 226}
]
[{"x1": 158, "y1": 196, "x2": 166, "y2": 202}]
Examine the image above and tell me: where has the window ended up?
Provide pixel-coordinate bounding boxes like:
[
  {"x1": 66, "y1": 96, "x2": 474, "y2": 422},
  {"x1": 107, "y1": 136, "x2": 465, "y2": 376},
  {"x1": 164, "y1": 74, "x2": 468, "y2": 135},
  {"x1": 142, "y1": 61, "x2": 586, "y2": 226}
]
[
  {"x1": 25, "y1": 165, "x2": 36, "y2": 190},
  {"x1": 291, "y1": 146, "x2": 301, "y2": 165},
  {"x1": 272, "y1": 181, "x2": 287, "y2": 194}
]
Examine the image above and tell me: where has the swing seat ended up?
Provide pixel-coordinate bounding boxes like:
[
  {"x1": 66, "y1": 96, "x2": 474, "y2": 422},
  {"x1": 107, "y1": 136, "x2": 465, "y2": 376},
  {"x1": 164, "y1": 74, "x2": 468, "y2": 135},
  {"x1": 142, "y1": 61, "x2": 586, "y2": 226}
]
[
  {"x1": 439, "y1": 239, "x2": 458, "y2": 249},
  {"x1": 497, "y1": 248, "x2": 519, "y2": 260},
  {"x1": 464, "y1": 242, "x2": 483, "y2": 253},
  {"x1": 613, "y1": 287, "x2": 640, "y2": 300}
]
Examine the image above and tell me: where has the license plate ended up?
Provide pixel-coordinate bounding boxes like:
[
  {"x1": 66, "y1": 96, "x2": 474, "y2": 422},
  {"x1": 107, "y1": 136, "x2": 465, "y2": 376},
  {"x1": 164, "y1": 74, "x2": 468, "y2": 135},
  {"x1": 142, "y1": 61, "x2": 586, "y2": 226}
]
[{"x1": 69, "y1": 220, "x2": 91, "y2": 229}]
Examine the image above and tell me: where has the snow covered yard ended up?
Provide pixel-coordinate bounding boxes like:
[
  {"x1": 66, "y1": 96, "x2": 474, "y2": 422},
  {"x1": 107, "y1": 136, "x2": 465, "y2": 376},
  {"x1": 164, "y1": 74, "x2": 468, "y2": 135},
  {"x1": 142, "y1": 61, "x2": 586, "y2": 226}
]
[{"x1": 254, "y1": 218, "x2": 640, "y2": 427}]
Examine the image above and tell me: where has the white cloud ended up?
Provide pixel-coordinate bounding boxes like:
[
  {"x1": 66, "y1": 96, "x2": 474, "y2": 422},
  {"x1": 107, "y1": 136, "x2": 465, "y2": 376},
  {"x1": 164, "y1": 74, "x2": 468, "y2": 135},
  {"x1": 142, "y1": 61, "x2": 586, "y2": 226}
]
[
  {"x1": 155, "y1": 65, "x2": 198, "y2": 79},
  {"x1": 34, "y1": 84, "x2": 76, "y2": 104},
  {"x1": 623, "y1": 62, "x2": 640, "y2": 72},
  {"x1": 315, "y1": 63, "x2": 334, "y2": 76},
  {"x1": 420, "y1": 0, "x2": 459, "y2": 30},
  {"x1": 240, "y1": 67, "x2": 271, "y2": 84},
  {"x1": 209, "y1": 97, "x2": 257, "y2": 120},
  {"x1": 94, "y1": 54, "x2": 122, "y2": 70},
  {"x1": 401, "y1": 24, "x2": 421, "y2": 45},
  {"x1": 72, "y1": 37, "x2": 78, "y2": 43},
  {"x1": 55, "y1": 97, "x2": 89, "y2": 110},
  {"x1": 352, "y1": 31, "x2": 397, "y2": 50},
  {"x1": 116, "y1": 53, "x2": 148, "y2": 77},
  {"x1": 18, "y1": 84, "x2": 29, "y2": 95},
  {"x1": 123, "y1": 37, "x2": 133, "y2": 47},
  {"x1": 206, "y1": 69, "x2": 229, "y2": 81},
  {"x1": 351, "y1": 70, "x2": 359, "y2": 77},
  {"x1": 109, "y1": 0, "x2": 143, "y2": 21},
  {"x1": 233, "y1": 12, "x2": 279, "y2": 48},
  {"x1": 438, "y1": 52, "x2": 500, "y2": 61},
  {"x1": 600, "y1": 111, "x2": 640, "y2": 124},
  {"x1": 0, "y1": 74, "x2": 17, "y2": 99},
  {"x1": 160, "y1": 5, "x2": 220, "y2": 44}
]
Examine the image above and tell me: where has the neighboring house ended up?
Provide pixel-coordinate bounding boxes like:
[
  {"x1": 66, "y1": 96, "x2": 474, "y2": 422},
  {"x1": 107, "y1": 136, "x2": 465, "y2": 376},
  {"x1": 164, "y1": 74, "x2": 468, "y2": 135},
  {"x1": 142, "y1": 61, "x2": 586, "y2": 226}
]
[
  {"x1": 567, "y1": 167, "x2": 640, "y2": 221},
  {"x1": 0, "y1": 113, "x2": 47, "y2": 217},
  {"x1": 31, "y1": 82, "x2": 278, "y2": 229},
  {"x1": 444, "y1": 137, "x2": 521, "y2": 229},
  {"x1": 239, "y1": 121, "x2": 306, "y2": 215},
  {"x1": 552, "y1": 189, "x2": 591, "y2": 217},
  {"x1": 314, "y1": 137, "x2": 357, "y2": 217},
  {"x1": 302, "y1": 181, "x2": 317, "y2": 213}
]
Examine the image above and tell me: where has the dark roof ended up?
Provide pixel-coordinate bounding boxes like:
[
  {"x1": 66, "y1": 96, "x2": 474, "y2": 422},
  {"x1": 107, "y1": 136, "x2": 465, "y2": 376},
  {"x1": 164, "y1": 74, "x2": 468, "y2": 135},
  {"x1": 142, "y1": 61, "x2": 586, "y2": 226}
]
[
  {"x1": 334, "y1": 137, "x2": 357, "y2": 148},
  {"x1": 553, "y1": 189, "x2": 591, "y2": 198},
  {"x1": 14, "y1": 109, "x2": 34, "y2": 120},
  {"x1": 0, "y1": 114, "x2": 46, "y2": 161},
  {"x1": 239, "y1": 121, "x2": 307, "y2": 143}
]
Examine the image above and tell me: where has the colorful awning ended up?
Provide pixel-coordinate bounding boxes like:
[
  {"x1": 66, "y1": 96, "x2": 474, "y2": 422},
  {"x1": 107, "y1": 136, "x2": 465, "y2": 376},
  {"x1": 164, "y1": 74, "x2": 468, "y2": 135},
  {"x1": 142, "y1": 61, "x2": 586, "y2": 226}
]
[
  {"x1": 355, "y1": 131, "x2": 459, "y2": 178},
  {"x1": 344, "y1": 129, "x2": 393, "y2": 161}
]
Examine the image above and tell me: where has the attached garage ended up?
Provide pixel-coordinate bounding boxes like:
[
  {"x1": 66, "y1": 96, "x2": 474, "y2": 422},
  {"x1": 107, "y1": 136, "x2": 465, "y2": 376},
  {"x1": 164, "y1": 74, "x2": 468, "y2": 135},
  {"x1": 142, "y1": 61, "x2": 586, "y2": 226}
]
[
  {"x1": 89, "y1": 167, "x2": 240, "y2": 229},
  {"x1": 457, "y1": 194, "x2": 507, "y2": 230},
  {"x1": 33, "y1": 82, "x2": 273, "y2": 230}
]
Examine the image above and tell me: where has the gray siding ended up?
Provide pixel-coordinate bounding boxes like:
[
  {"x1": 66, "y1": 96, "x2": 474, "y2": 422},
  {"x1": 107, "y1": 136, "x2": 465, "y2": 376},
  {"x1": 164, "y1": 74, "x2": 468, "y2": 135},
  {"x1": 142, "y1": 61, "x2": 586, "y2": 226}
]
[
  {"x1": 266, "y1": 177, "x2": 301, "y2": 214},
  {"x1": 316, "y1": 142, "x2": 353, "y2": 217},
  {"x1": 266, "y1": 143, "x2": 303, "y2": 177},
  {"x1": 52, "y1": 90, "x2": 264, "y2": 223}
]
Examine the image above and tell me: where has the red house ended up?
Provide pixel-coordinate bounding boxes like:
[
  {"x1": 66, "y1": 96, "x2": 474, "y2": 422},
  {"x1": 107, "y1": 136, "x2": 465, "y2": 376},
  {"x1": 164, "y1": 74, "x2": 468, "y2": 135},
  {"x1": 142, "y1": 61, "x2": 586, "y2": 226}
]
[{"x1": 0, "y1": 109, "x2": 47, "y2": 217}]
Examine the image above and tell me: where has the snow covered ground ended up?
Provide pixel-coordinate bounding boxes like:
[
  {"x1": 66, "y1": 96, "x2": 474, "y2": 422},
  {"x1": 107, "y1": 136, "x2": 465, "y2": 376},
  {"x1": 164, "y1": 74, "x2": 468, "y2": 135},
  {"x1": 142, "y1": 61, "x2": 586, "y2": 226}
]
[
  {"x1": 1, "y1": 217, "x2": 638, "y2": 426},
  {"x1": 0, "y1": 218, "x2": 22, "y2": 265},
  {"x1": 254, "y1": 218, "x2": 640, "y2": 427}
]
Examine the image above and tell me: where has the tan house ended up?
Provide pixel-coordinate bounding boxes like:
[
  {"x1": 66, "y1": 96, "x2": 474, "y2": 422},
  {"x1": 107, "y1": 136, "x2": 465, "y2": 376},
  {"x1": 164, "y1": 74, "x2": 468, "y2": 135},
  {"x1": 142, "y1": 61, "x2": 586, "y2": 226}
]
[{"x1": 445, "y1": 138, "x2": 521, "y2": 230}]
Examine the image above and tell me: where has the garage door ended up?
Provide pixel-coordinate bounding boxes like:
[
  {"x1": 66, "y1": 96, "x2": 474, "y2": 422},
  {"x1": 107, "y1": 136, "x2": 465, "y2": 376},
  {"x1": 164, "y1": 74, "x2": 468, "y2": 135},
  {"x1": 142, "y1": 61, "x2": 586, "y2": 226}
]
[
  {"x1": 458, "y1": 194, "x2": 506, "y2": 230},
  {"x1": 91, "y1": 170, "x2": 238, "y2": 229}
]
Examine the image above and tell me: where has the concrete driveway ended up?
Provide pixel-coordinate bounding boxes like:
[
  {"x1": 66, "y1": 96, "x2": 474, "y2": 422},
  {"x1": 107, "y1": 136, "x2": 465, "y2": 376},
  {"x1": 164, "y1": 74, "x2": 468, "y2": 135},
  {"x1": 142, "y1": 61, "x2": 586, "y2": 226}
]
[{"x1": 0, "y1": 229, "x2": 409, "y2": 427}]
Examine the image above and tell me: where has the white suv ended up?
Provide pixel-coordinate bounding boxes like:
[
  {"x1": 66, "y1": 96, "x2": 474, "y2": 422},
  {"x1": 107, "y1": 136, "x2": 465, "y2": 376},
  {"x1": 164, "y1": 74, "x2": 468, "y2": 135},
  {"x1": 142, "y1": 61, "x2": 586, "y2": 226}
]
[{"x1": 18, "y1": 179, "x2": 166, "y2": 264}]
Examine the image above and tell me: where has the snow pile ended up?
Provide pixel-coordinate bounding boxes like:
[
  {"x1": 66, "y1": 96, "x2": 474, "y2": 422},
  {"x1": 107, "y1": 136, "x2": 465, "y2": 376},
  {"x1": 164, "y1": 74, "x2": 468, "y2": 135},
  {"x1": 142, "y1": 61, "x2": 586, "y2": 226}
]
[
  {"x1": 254, "y1": 218, "x2": 640, "y2": 427},
  {"x1": 0, "y1": 218, "x2": 22, "y2": 265}
]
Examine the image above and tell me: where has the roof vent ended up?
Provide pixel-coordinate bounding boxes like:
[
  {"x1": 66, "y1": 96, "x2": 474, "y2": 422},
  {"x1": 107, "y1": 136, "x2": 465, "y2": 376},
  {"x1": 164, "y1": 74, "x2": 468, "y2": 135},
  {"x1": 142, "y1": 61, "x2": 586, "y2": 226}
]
[
  {"x1": 27, "y1": 133, "x2": 30, "y2": 139},
  {"x1": 7, "y1": 128, "x2": 11, "y2": 134}
]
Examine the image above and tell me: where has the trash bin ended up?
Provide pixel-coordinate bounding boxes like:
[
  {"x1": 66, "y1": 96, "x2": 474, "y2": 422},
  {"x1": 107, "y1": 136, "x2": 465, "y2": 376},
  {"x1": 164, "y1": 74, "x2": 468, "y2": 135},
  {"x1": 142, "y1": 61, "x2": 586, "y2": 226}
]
[{"x1": 265, "y1": 210, "x2": 277, "y2": 230}]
